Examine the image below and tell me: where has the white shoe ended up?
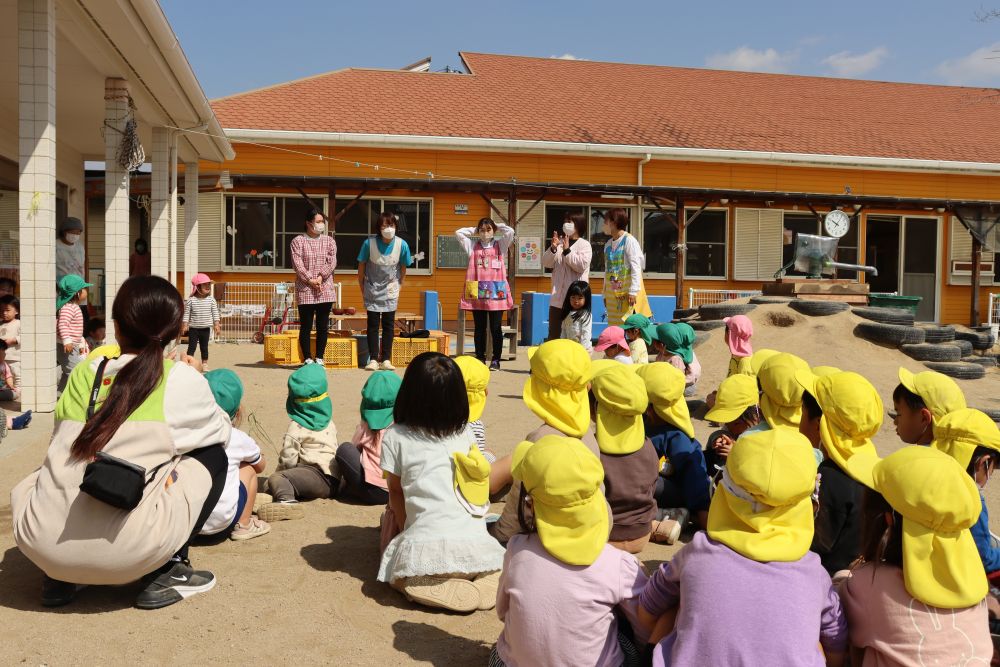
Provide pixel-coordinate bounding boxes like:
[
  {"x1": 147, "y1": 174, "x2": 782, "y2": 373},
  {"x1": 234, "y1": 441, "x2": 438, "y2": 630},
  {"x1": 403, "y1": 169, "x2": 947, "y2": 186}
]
[
  {"x1": 380, "y1": 360, "x2": 396, "y2": 371},
  {"x1": 365, "y1": 360, "x2": 379, "y2": 371},
  {"x1": 313, "y1": 357, "x2": 325, "y2": 367}
]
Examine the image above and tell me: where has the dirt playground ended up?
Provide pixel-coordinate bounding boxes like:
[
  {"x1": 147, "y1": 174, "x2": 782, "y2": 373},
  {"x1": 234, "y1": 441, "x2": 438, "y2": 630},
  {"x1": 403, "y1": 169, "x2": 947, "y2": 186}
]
[{"x1": 0, "y1": 303, "x2": 997, "y2": 665}]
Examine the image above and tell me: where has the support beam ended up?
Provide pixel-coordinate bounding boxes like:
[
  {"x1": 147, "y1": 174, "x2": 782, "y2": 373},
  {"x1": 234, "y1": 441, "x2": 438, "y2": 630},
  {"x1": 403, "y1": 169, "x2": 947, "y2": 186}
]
[
  {"x1": 685, "y1": 201, "x2": 712, "y2": 226},
  {"x1": 972, "y1": 236, "x2": 982, "y2": 327},
  {"x1": 675, "y1": 198, "x2": 686, "y2": 308},
  {"x1": 479, "y1": 192, "x2": 509, "y2": 224},
  {"x1": 17, "y1": 0, "x2": 57, "y2": 411},
  {"x1": 507, "y1": 188, "x2": 518, "y2": 297},
  {"x1": 183, "y1": 162, "x2": 199, "y2": 293},
  {"x1": 150, "y1": 127, "x2": 171, "y2": 278},
  {"x1": 168, "y1": 138, "x2": 178, "y2": 288},
  {"x1": 517, "y1": 191, "x2": 546, "y2": 224},
  {"x1": 104, "y1": 78, "x2": 131, "y2": 345}
]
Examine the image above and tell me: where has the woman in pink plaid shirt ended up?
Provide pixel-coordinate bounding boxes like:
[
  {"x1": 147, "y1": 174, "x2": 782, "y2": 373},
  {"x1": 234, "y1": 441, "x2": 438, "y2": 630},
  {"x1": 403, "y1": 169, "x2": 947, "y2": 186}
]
[{"x1": 291, "y1": 209, "x2": 337, "y2": 366}]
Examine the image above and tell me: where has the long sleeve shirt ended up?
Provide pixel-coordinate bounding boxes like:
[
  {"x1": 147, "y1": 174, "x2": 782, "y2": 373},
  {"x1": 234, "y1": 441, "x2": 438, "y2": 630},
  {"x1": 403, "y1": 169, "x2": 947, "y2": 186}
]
[
  {"x1": 0, "y1": 318, "x2": 20, "y2": 362},
  {"x1": 811, "y1": 459, "x2": 864, "y2": 575},
  {"x1": 560, "y1": 310, "x2": 593, "y2": 351},
  {"x1": 607, "y1": 233, "x2": 644, "y2": 296},
  {"x1": 455, "y1": 222, "x2": 515, "y2": 258},
  {"x1": 57, "y1": 303, "x2": 85, "y2": 348},
  {"x1": 541, "y1": 237, "x2": 592, "y2": 307},
  {"x1": 183, "y1": 296, "x2": 220, "y2": 328},
  {"x1": 645, "y1": 422, "x2": 711, "y2": 513},
  {"x1": 972, "y1": 494, "x2": 1000, "y2": 574},
  {"x1": 291, "y1": 233, "x2": 338, "y2": 305}
]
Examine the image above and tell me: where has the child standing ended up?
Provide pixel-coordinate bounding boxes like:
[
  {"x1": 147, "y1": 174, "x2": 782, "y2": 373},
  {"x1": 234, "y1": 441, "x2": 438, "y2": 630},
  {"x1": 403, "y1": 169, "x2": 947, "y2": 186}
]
[
  {"x1": 622, "y1": 314, "x2": 655, "y2": 365},
  {"x1": 0, "y1": 295, "x2": 20, "y2": 392},
  {"x1": 595, "y1": 326, "x2": 633, "y2": 365},
  {"x1": 378, "y1": 352, "x2": 505, "y2": 612},
  {"x1": 653, "y1": 323, "x2": 701, "y2": 396},
  {"x1": 56, "y1": 274, "x2": 91, "y2": 392},
  {"x1": 259, "y1": 364, "x2": 339, "y2": 522},
  {"x1": 723, "y1": 315, "x2": 753, "y2": 376},
  {"x1": 559, "y1": 280, "x2": 593, "y2": 352},
  {"x1": 492, "y1": 435, "x2": 649, "y2": 667},
  {"x1": 201, "y1": 370, "x2": 271, "y2": 541},
  {"x1": 639, "y1": 429, "x2": 847, "y2": 666},
  {"x1": 359, "y1": 212, "x2": 413, "y2": 371},
  {"x1": 892, "y1": 367, "x2": 966, "y2": 446},
  {"x1": 335, "y1": 371, "x2": 400, "y2": 505},
  {"x1": 183, "y1": 273, "x2": 221, "y2": 372}
]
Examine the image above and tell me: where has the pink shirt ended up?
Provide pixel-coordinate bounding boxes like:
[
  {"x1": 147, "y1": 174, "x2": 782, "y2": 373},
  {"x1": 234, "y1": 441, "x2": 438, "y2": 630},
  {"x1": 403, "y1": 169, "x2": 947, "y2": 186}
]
[
  {"x1": 840, "y1": 562, "x2": 992, "y2": 667},
  {"x1": 57, "y1": 303, "x2": 88, "y2": 352},
  {"x1": 496, "y1": 533, "x2": 648, "y2": 667},
  {"x1": 351, "y1": 422, "x2": 388, "y2": 490},
  {"x1": 291, "y1": 234, "x2": 337, "y2": 305},
  {"x1": 662, "y1": 351, "x2": 702, "y2": 386},
  {"x1": 541, "y1": 237, "x2": 592, "y2": 307}
]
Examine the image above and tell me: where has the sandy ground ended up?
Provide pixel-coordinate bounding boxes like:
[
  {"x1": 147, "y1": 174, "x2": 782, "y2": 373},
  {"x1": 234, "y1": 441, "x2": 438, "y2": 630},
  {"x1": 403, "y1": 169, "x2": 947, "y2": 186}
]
[{"x1": 0, "y1": 303, "x2": 997, "y2": 665}]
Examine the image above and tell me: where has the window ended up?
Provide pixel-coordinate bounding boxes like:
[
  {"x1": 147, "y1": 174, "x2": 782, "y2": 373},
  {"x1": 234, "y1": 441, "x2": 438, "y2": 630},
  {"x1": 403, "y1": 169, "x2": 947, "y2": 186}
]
[
  {"x1": 226, "y1": 196, "x2": 282, "y2": 269},
  {"x1": 334, "y1": 198, "x2": 431, "y2": 271},
  {"x1": 543, "y1": 204, "x2": 628, "y2": 273},
  {"x1": 782, "y1": 211, "x2": 860, "y2": 279},
  {"x1": 641, "y1": 207, "x2": 728, "y2": 277},
  {"x1": 642, "y1": 208, "x2": 678, "y2": 274}
]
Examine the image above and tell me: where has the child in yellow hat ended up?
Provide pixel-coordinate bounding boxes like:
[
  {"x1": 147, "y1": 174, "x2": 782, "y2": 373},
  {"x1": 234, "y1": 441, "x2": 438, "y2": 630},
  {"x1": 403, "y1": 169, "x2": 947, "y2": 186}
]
[
  {"x1": 590, "y1": 363, "x2": 659, "y2": 554},
  {"x1": 453, "y1": 355, "x2": 495, "y2": 461},
  {"x1": 892, "y1": 367, "x2": 966, "y2": 446},
  {"x1": 703, "y1": 373, "x2": 763, "y2": 476},
  {"x1": 931, "y1": 408, "x2": 1000, "y2": 575},
  {"x1": 637, "y1": 363, "x2": 711, "y2": 536},
  {"x1": 755, "y1": 352, "x2": 810, "y2": 431},
  {"x1": 841, "y1": 446, "x2": 991, "y2": 664},
  {"x1": 492, "y1": 435, "x2": 649, "y2": 667},
  {"x1": 797, "y1": 370, "x2": 883, "y2": 578},
  {"x1": 638, "y1": 429, "x2": 847, "y2": 665}
]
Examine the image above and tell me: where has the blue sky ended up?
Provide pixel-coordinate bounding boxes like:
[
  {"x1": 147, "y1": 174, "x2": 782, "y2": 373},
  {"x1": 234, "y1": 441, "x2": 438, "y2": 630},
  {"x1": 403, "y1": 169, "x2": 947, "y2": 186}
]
[{"x1": 161, "y1": 0, "x2": 1000, "y2": 99}]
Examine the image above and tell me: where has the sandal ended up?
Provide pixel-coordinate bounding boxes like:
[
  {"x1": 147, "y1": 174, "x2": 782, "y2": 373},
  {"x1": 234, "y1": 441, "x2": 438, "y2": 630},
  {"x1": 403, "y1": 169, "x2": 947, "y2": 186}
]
[{"x1": 402, "y1": 576, "x2": 480, "y2": 613}]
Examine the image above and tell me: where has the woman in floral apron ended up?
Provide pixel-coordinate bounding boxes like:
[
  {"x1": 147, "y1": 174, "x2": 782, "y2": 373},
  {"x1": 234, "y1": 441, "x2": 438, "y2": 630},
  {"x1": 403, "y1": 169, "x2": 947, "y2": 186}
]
[
  {"x1": 358, "y1": 212, "x2": 413, "y2": 371},
  {"x1": 602, "y1": 207, "x2": 651, "y2": 326},
  {"x1": 457, "y1": 217, "x2": 515, "y2": 371}
]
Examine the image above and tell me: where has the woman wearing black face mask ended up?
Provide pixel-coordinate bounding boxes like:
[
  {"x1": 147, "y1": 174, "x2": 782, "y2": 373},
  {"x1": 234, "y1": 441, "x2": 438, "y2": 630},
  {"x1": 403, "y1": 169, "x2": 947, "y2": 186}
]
[
  {"x1": 291, "y1": 209, "x2": 338, "y2": 367},
  {"x1": 456, "y1": 217, "x2": 515, "y2": 371}
]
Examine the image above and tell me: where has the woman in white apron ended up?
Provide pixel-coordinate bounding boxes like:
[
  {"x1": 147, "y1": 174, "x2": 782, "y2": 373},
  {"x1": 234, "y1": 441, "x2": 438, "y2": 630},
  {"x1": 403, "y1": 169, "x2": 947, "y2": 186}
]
[{"x1": 358, "y1": 212, "x2": 413, "y2": 371}]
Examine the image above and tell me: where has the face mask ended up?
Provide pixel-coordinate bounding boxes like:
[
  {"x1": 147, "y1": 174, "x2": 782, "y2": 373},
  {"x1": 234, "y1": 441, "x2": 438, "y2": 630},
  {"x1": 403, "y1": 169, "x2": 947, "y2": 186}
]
[
  {"x1": 311, "y1": 222, "x2": 326, "y2": 234},
  {"x1": 382, "y1": 226, "x2": 396, "y2": 240},
  {"x1": 65, "y1": 233, "x2": 81, "y2": 245},
  {"x1": 563, "y1": 223, "x2": 576, "y2": 237},
  {"x1": 480, "y1": 231, "x2": 494, "y2": 243}
]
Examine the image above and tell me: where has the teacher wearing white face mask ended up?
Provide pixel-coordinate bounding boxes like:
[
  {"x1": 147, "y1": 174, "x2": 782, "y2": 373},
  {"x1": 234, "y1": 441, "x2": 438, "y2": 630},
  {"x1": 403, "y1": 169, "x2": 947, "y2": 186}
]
[
  {"x1": 291, "y1": 208, "x2": 337, "y2": 366},
  {"x1": 358, "y1": 212, "x2": 413, "y2": 371},
  {"x1": 456, "y1": 217, "x2": 515, "y2": 371},
  {"x1": 56, "y1": 217, "x2": 88, "y2": 325},
  {"x1": 541, "y1": 211, "x2": 592, "y2": 341}
]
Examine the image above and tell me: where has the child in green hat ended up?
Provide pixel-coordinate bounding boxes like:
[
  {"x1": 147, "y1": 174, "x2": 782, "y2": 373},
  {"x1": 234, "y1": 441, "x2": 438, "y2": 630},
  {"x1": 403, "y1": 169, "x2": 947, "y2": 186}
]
[
  {"x1": 335, "y1": 370, "x2": 401, "y2": 505},
  {"x1": 56, "y1": 274, "x2": 93, "y2": 392},
  {"x1": 260, "y1": 364, "x2": 339, "y2": 521},
  {"x1": 621, "y1": 313, "x2": 655, "y2": 365},
  {"x1": 652, "y1": 322, "x2": 702, "y2": 397}
]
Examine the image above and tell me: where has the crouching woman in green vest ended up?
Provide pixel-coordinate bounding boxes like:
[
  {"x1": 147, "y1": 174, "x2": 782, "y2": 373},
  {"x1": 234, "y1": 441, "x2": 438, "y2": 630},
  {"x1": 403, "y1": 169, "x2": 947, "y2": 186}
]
[{"x1": 11, "y1": 275, "x2": 233, "y2": 610}]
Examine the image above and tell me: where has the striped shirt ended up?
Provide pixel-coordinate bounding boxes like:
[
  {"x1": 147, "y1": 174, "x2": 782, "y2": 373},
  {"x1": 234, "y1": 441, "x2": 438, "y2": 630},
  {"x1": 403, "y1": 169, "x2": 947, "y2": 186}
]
[
  {"x1": 184, "y1": 296, "x2": 220, "y2": 328},
  {"x1": 468, "y1": 419, "x2": 495, "y2": 463},
  {"x1": 57, "y1": 303, "x2": 85, "y2": 347}
]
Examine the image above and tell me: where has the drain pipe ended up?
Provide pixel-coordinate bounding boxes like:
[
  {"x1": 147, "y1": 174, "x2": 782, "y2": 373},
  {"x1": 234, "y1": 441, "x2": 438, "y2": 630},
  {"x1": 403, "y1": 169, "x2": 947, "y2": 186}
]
[{"x1": 637, "y1": 152, "x2": 652, "y2": 190}]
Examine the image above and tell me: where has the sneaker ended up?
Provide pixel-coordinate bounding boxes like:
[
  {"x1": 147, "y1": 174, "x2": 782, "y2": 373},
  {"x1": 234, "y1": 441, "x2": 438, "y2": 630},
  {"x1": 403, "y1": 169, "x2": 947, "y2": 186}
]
[
  {"x1": 253, "y1": 492, "x2": 273, "y2": 514},
  {"x1": 303, "y1": 358, "x2": 315, "y2": 366},
  {"x1": 11, "y1": 410, "x2": 32, "y2": 430},
  {"x1": 489, "y1": 359, "x2": 501, "y2": 372},
  {"x1": 401, "y1": 576, "x2": 480, "y2": 613},
  {"x1": 201, "y1": 362, "x2": 209, "y2": 372},
  {"x1": 134, "y1": 560, "x2": 216, "y2": 610},
  {"x1": 41, "y1": 575, "x2": 79, "y2": 607},
  {"x1": 650, "y1": 519, "x2": 682, "y2": 545},
  {"x1": 256, "y1": 501, "x2": 304, "y2": 522},
  {"x1": 364, "y1": 360, "x2": 380, "y2": 371},
  {"x1": 314, "y1": 357, "x2": 325, "y2": 367},
  {"x1": 230, "y1": 516, "x2": 271, "y2": 541},
  {"x1": 380, "y1": 360, "x2": 396, "y2": 371}
]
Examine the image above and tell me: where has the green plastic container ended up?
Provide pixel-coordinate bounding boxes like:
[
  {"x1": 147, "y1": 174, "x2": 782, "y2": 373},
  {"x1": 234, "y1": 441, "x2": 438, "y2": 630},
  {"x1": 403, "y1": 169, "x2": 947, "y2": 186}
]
[{"x1": 868, "y1": 294, "x2": 922, "y2": 315}]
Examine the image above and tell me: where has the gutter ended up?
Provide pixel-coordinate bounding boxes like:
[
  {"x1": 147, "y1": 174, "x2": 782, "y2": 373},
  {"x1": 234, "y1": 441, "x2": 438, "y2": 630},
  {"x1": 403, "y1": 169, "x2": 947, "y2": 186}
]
[{"x1": 224, "y1": 128, "x2": 1000, "y2": 177}]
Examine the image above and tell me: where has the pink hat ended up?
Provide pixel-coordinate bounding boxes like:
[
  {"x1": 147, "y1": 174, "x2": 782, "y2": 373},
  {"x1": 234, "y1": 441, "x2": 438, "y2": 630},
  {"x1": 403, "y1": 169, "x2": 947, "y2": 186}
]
[
  {"x1": 595, "y1": 326, "x2": 628, "y2": 352},
  {"x1": 724, "y1": 315, "x2": 753, "y2": 358},
  {"x1": 191, "y1": 273, "x2": 213, "y2": 296}
]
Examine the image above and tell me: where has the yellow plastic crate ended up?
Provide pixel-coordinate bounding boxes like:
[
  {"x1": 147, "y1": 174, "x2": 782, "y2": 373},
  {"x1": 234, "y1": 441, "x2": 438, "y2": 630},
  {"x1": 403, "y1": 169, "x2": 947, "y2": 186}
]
[
  {"x1": 319, "y1": 336, "x2": 358, "y2": 370},
  {"x1": 264, "y1": 333, "x2": 303, "y2": 366},
  {"x1": 390, "y1": 337, "x2": 439, "y2": 367},
  {"x1": 429, "y1": 330, "x2": 451, "y2": 357}
]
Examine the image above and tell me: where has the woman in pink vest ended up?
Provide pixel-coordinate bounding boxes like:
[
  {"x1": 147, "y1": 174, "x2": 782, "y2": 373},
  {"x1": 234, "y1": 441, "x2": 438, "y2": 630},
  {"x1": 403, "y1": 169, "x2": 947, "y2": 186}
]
[{"x1": 456, "y1": 217, "x2": 515, "y2": 371}]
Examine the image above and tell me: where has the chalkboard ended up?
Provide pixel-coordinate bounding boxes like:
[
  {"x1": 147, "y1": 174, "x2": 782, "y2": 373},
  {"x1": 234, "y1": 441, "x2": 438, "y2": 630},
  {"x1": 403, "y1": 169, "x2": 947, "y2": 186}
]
[{"x1": 436, "y1": 235, "x2": 470, "y2": 269}]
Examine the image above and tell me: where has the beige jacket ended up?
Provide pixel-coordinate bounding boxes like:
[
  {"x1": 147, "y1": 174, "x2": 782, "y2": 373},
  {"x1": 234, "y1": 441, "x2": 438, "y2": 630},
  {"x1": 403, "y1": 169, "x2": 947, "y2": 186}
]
[{"x1": 277, "y1": 420, "x2": 339, "y2": 475}]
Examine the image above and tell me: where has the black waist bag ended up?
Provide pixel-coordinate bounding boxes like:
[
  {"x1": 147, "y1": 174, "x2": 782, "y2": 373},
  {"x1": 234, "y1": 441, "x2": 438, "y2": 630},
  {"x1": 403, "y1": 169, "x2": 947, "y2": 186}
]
[{"x1": 80, "y1": 451, "x2": 152, "y2": 511}]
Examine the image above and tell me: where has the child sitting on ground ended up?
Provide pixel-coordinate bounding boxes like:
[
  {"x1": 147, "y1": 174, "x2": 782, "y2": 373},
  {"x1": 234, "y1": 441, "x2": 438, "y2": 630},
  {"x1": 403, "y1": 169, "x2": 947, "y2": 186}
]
[
  {"x1": 559, "y1": 280, "x2": 593, "y2": 352},
  {"x1": 0, "y1": 295, "x2": 20, "y2": 393},
  {"x1": 201, "y1": 370, "x2": 270, "y2": 541},
  {"x1": 723, "y1": 315, "x2": 753, "y2": 376},
  {"x1": 639, "y1": 429, "x2": 847, "y2": 665},
  {"x1": 841, "y1": 446, "x2": 991, "y2": 664},
  {"x1": 703, "y1": 374, "x2": 762, "y2": 475},
  {"x1": 754, "y1": 352, "x2": 810, "y2": 432},
  {"x1": 892, "y1": 367, "x2": 966, "y2": 446},
  {"x1": 84, "y1": 318, "x2": 106, "y2": 351},
  {"x1": 334, "y1": 370, "x2": 400, "y2": 506},
  {"x1": 622, "y1": 314, "x2": 655, "y2": 365},
  {"x1": 591, "y1": 363, "x2": 658, "y2": 554},
  {"x1": 453, "y1": 355, "x2": 495, "y2": 461},
  {"x1": 492, "y1": 435, "x2": 649, "y2": 667},
  {"x1": 931, "y1": 408, "x2": 1000, "y2": 575},
  {"x1": 637, "y1": 363, "x2": 710, "y2": 536},
  {"x1": 653, "y1": 323, "x2": 701, "y2": 396},
  {"x1": 259, "y1": 364, "x2": 339, "y2": 522},
  {"x1": 378, "y1": 352, "x2": 505, "y2": 612},
  {"x1": 56, "y1": 274, "x2": 91, "y2": 392},
  {"x1": 595, "y1": 326, "x2": 633, "y2": 365}
]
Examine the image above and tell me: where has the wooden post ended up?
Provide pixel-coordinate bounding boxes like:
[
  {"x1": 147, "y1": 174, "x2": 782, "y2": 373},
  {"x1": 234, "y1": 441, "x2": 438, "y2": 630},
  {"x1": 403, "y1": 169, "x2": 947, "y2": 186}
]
[
  {"x1": 971, "y1": 236, "x2": 982, "y2": 327},
  {"x1": 327, "y1": 184, "x2": 336, "y2": 230},
  {"x1": 507, "y1": 187, "x2": 518, "y2": 298},
  {"x1": 675, "y1": 198, "x2": 685, "y2": 308}
]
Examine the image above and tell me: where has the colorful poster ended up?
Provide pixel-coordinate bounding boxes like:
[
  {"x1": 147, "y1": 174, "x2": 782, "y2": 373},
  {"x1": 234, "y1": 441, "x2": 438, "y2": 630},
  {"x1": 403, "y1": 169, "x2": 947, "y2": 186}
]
[{"x1": 519, "y1": 237, "x2": 541, "y2": 270}]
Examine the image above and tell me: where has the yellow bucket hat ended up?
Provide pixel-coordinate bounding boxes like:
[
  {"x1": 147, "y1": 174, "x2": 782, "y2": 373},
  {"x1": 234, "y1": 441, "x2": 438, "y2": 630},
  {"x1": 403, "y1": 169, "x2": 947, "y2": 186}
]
[
  {"x1": 527, "y1": 346, "x2": 539, "y2": 363},
  {"x1": 591, "y1": 363, "x2": 648, "y2": 455},
  {"x1": 512, "y1": 435, "x2": 609, "y2": 566},
  {"x1": 705, "y1": 374, "x2": 760, "y2": 425},
  {"x1": 851, "y1": 446, "x2": 987, "y2": 609},
  {"x1": 811, "y1": 366, "x2": 841, "y2": 377},
  {"x1": 897, "y1": 368, "x2": 967, "y2": 422},
  {"x1": 798, "y1": 370, "x2": 883, "y2": 485},
  {"x1": 523, "y1": 340, "x2": 593, "y2": 438},
  {"x1": 757, "y1": 353, "x2": 809, "y2": 430},
  {"x1": 707, "y1": 429, "x2": 818, "y2": 562},
  {"x1": 749, "y1": 348, "x2": 780, "y2": 375},
  {"x1": 635, "y1": 363, "x2": 693, "y2": 439},
  {"x1": 452, "y1": 445, "x2": 491, "y2": 515},
  {"x1": 589, "y1": 358, "x2": 634, "y2": 380},
  {"x1": 931, "y1": 408, "x2": 1000, "y2": 470},
  {"x1": 454, "y1": 356, "x2": 490, "y2": 422}
]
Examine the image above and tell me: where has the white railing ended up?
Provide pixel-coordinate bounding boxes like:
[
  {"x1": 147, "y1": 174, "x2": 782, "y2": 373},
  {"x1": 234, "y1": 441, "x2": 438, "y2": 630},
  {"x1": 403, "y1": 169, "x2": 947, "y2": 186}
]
[
  {"x1": 213, "y1": 281, "x2": 341, "y2": 344},
  {"x1": 989, "y1": 293, "x2": 1000, "y2": 338},
  {"x1": 688, "y1": 288, "x2": 761, "y2": 308}
]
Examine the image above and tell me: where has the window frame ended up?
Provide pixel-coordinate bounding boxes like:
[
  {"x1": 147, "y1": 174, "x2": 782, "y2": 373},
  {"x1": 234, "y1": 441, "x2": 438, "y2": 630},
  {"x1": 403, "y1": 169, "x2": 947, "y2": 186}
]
[
  {"x1": 642, "y1": 205, "x2": 730, "y2": 281},
  {"x1": 538, "y1": 201, "x2": 637, "y2": 277},
  {"x1": 334, "y1": 195, "x2": 433, "y2": 276}
]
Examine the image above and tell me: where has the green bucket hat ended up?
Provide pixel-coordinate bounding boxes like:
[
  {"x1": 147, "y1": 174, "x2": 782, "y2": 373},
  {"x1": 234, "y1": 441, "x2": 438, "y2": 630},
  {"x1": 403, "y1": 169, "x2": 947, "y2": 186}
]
[
  {"x1": 655, "y1": 322, "x2": 695, "y2": 365},
  {"x1": 57, "y1": 274, "x2": 93, "y2": 310},
  {"x1": 286, "y1": 363, "x2": 332, "y2": 431},
  {"x1": 205, "y1": 369, "x2": 243, "y2": 420},
  {"x1": 622, "y1": 313, "x2": 656, "y2": 346},
  {"x1": 360, "y1": 370, "x2": 402, "y2": 430}
]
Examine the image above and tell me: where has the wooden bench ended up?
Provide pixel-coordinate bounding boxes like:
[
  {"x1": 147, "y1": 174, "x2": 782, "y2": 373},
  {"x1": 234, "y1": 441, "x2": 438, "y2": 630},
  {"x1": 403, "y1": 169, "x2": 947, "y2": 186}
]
[{"x1": 455, "y1": 304, "x2": 519, "y2": 361}]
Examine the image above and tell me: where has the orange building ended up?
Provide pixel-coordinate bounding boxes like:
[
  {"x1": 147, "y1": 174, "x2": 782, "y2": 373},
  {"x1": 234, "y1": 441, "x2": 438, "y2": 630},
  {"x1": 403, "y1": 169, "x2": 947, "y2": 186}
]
[{"x1": 134, "y1": 53, "x2": 1000, "y2": 325}]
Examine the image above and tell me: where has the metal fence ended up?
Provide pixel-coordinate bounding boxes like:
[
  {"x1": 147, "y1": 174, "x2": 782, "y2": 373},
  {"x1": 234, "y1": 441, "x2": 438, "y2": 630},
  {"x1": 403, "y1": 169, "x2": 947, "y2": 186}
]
[
  {"x1": 989, "y1": 293, "x2": 1000, "y2": 338},
  {"x1": 213, "y1": 281, "x2": 341, "y2": 344},
  {"x1": 687, "y1": 288, "x2": 762, "y2": 308}
]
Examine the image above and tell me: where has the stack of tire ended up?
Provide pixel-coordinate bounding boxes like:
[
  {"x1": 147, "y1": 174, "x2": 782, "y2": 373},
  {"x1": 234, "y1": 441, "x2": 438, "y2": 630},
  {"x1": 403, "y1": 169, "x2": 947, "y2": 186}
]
[{"x1": 685, "y1": 302, "x2": 758, "y2": 348}]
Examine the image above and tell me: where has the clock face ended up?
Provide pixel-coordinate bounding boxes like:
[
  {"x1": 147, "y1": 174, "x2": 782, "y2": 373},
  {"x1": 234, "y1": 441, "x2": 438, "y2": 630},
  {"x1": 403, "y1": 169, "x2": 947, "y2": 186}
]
[{"x1": 824, "y1": 210, "x2": 851, "y2": 238}]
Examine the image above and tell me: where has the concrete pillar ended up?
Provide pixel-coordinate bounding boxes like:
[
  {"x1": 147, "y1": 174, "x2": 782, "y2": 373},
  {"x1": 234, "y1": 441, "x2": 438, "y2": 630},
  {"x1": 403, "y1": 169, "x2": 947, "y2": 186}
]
[
  {"x1": 183, "y1": 162, "x2": 199, "y2": 292},
  {"x1": 150, "y1": 127, "x2": 170, "y2": 278},
  {"x1": 104, "y1": 78, "x2": 130, "y2": 343},
  {"x1": 168, "y1": 141, "x2": 178, "y2": 287},
  {"x1": 17, "y1": 0, "x2": 57, "y2": 412}
]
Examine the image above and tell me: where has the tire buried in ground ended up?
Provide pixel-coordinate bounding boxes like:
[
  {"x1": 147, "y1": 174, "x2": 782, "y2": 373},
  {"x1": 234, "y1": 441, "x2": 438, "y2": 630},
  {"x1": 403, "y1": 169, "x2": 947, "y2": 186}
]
[
  {"x1": 918, "y1": 324, "x2": 956, "y2": 343},
  {"x1": 851, "y1": 306, "x2": 915, "y2": 326},
  {"x1": 900, "y1": 343, "x2": 961, "y2": 362},
  {"x1": 854, "y1": 322, "x2": 926, "y2": 346},
  {"x1": 749, "y1": 295, "x2": 793, "y2": 304},
  {"x1": 955, "y1": 330, "x2": 996, "y2": 350},
  {"x1": 698, "y1": 303, "x2": 756, "y2": 321},
  {"x1": 689, "y1": 319, "x2": 726, "y2": 331},
  {"x1": 693, "y1": 331, "x2": 711, "y2": 348},
  {"x1": 789, "y1": 300, "x2": 850, "y2": 317},
  {"x1": 947, "y1": 340, "x2": 974, "y2": 357},
  {"x1": 923, "y1": 361, "x2": 986, "y2": 380},
  {"x1": 962, "y1": 356, "x2": 997, "y2": 368}
]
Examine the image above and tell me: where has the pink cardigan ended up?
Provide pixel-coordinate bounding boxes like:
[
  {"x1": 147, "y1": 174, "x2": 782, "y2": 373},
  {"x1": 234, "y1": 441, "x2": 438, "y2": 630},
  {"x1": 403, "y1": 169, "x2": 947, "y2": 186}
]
[{"x1": 541, "y1": 237, "x2": 592, "y2": 307}]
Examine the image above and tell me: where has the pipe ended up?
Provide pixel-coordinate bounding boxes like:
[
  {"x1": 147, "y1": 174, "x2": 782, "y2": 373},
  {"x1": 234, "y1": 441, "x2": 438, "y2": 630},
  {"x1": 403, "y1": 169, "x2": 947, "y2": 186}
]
[{"x1": 637, "y1": 153, "x2": 652, "y2": 186}]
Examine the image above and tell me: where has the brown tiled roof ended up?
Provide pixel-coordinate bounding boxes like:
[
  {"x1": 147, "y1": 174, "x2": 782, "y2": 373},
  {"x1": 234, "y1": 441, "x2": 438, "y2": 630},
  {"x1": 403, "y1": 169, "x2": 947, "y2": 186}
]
[{"x1": 212, "y1": 52, "x2": 1000, "y2": 164}]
